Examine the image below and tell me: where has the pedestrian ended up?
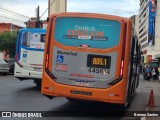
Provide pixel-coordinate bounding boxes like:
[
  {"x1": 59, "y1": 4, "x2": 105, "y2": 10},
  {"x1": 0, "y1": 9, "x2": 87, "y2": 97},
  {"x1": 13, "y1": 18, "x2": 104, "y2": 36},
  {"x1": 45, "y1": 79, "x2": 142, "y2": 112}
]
[
  {"x1": 152, "y1": 67, "x2": 156, "y2": 81},
  {"x1": 145, "y1": 66, "x2": 151, "y2": 81},
  {"x1": 155, "y1": 66, "x2": 159, "y2": 80}
]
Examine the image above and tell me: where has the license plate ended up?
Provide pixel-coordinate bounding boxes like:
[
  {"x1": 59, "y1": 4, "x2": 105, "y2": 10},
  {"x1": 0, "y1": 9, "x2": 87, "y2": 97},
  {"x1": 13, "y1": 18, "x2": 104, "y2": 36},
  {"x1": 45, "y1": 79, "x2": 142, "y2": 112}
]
[
  {"x1": 87, "y1": 54, "x2": 111, "y2": 69},
  {"x1": 0, "y1": 69, "x2": 8, "y2": 72},
  {"x1": 71, "y1": 90, "x2": 92, "y2": 96}
]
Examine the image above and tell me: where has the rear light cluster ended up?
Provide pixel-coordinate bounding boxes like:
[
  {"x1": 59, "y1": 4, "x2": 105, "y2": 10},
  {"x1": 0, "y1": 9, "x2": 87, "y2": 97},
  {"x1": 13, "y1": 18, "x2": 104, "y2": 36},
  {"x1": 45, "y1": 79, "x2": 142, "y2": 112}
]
[
  {"x1": 45, "y1": 50, "x2": 57, "y2": 79},
  {"x1": 108, "y1": 22, "x2": 126, "y2": 86},
  {"x1": 44, "y1": 17, "x2": 57, "y2": 79},
  {"x1": 45, "y1": 53, "x2": 49, "y2": 69},
  {"x1": 120, "y1": 22, "x2": 127, "y2": 77},
  {"x1": 16, "y1": 52, "x2": 23, "y2": 67},
  {"x1": 120, "y1": 60, "x2": 124, "y2": 76}
]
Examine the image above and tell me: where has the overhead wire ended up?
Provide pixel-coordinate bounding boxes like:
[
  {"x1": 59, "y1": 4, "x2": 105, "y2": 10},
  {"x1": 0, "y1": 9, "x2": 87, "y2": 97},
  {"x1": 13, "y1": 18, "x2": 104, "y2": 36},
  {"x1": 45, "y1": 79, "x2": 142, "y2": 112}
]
[
  {"x1": 0, "y1": 10, "x2": 24, "y2": 27},
  {"x1": 0, "y1": 15, "x2": 25, "y2": 23},
  {"x1": 0, "y1": 11, "x2": 28, "y2": 23},
  {"x1": 0, "y1": 1, "x2": 38, "y2": 16},
  {"x1": 0, "y1": 8, "x2": 30, "y2": 18},
  {"x1": 0, "y1": 0, "x2": 48, "y2": 26},
  {"x1": 1, "y1": 0, "x2": 29, "y2": 6},
  {"x1": 1, "y1": 0, "x2": 38, "y2": 11}
]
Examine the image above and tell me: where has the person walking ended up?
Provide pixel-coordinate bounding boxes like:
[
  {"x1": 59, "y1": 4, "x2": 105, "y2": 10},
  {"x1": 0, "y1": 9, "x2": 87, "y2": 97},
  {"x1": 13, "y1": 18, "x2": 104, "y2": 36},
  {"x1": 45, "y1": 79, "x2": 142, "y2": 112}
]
[
  {"x1": 155, "y1": 66, "x2": 159, "y2": 80},
  {"x1": 145, "y1": 66, "x2": 151, "y2": 81},
  {"x1": 152, "y1": 67, "x2": 156, "y2": 81}
]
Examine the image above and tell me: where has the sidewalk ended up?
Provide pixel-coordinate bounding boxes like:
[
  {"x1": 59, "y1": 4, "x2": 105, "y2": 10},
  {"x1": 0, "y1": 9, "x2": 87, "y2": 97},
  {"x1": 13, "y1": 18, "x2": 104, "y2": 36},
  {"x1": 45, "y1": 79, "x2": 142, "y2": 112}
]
[{"x1": 139, "y1": 76, "x2": 160, "y2": 120}]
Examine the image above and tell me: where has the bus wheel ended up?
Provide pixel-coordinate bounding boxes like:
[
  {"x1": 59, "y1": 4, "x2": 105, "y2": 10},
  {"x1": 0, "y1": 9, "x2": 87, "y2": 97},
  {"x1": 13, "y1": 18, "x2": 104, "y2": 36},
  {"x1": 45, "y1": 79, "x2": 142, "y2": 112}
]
[
  {"x1": 136, "y1": 73, "x2": 140, "y2": 88},
  {"x1": 125, "y1": 101, "x2": 131, "y2": 109},
  {"x1": 136, "y1": 77, "x2": 139, "y2": 88},
  {"x1": 34, "y1": 79, "x2": 42, "y2": 89},
  {"x1": 119, "y1": 102, "x2": 130, "y2": 110},
  {"x1": 3, "y1": 72, "x2": 7, "y2": 76}
]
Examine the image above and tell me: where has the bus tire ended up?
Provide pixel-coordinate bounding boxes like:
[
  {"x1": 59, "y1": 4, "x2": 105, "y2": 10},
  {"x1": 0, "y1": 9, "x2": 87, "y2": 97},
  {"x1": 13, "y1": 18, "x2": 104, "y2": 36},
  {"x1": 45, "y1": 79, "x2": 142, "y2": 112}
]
[
  {"x1": 125, "y1": 101, "x2": 131, "y2": 109},
  {"x1": 34, "y1": 79, "x2": 42, "y2": 89},
  {"x1": 136, "y1": 73, "x2": 140, "y2": 87},
  {"x1": 119, "y1": 102, "x2": 130, "y2": 110},
  {"x1": 3, "y1": 72, "x2": 7, "y2": 76},
  {"x1": 136, "y1": 77, "x2": 139, "y2": 88}
]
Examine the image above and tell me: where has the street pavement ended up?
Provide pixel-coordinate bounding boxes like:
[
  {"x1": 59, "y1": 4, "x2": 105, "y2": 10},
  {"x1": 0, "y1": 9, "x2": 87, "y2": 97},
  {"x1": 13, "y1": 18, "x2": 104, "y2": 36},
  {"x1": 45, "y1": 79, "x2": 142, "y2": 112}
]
[{"x1": 0, "y1": 74, "x2": 160, "y2": 120}]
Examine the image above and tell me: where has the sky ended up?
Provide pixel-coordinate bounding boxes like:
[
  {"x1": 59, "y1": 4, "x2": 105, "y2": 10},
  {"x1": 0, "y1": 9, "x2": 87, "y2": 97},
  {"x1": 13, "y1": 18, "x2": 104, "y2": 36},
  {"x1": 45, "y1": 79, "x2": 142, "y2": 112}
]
[{"x1": 0, "y1": 0, "x2": 140, "y2": 27}]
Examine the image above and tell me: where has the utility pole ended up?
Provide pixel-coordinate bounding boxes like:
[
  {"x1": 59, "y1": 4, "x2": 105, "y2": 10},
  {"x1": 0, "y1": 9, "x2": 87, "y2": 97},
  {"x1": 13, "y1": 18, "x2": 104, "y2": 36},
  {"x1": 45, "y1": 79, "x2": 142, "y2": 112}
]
[{"x1": 36, "y1": 6, "x2": 40, "y2": 28}]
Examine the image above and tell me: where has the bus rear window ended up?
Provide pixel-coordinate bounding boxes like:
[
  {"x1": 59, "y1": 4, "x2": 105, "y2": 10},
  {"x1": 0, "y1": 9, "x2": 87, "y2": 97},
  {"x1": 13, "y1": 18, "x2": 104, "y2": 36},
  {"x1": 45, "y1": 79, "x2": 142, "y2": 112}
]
[
  {"x1": 21, "y1": 32, "x2": 45, "y2": 49},
  {"x1": 54, "y1": 17, "x2": 121, "y2": 49}
]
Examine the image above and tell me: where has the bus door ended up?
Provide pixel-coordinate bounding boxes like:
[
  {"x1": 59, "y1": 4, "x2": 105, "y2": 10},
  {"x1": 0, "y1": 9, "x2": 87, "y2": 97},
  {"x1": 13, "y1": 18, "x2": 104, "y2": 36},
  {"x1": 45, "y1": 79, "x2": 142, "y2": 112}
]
[{"x1": 49, "y1": 17, "x2": 122, "y2": 89}]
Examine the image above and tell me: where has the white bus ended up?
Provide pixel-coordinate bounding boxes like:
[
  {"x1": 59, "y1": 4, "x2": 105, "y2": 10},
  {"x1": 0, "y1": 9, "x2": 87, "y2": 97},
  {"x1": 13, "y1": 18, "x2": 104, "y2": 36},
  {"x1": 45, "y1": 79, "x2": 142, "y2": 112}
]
[{"x1": 14, "y1": 28, "x2": 46, "y2": 87}]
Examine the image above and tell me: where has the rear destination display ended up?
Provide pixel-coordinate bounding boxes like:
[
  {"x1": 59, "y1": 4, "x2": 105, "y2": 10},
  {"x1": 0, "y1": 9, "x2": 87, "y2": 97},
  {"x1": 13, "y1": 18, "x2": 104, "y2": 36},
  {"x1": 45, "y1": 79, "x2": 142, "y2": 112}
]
[{"x1": 87, "y1": 54, "x2": 111, "y2": 69}]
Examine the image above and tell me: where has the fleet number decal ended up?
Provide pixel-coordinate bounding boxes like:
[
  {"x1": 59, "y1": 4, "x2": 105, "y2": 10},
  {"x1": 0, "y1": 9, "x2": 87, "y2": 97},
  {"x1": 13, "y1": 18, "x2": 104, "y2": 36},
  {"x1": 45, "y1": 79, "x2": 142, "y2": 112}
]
[{"x1": 88, "y1": 68, "x2": 110, "y2": 74}]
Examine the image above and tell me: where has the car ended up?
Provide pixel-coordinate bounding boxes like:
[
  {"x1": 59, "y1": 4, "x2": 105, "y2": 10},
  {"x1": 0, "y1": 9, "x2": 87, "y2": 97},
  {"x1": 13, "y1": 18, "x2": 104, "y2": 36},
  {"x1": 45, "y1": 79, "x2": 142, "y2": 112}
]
[
  {"x1": 4, "y1": 59, "x2": 15, "y2": 73},
  {"x1": 0, "y1": 59, "x2": 9, "y2": 75}
]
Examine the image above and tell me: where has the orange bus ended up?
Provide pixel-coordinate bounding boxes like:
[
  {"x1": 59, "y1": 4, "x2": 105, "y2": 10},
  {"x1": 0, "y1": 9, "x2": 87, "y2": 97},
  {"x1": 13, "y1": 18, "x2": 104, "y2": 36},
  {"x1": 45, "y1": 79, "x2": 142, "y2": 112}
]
[{"x1": 41, "y1": 12, "x2": 141, "y2": 108}]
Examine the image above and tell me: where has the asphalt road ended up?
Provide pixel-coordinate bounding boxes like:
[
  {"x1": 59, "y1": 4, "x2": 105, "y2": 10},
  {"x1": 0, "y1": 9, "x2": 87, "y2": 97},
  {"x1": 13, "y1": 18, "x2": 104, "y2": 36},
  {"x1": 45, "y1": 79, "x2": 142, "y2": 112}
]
[{"x1": 0, "y1": 74, "x2": 160, "y2": 120}]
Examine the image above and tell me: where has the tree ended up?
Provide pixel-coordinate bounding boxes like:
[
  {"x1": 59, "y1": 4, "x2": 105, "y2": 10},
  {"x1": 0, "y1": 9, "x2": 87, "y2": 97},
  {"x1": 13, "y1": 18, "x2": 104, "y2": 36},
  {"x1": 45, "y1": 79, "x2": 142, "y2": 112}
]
[{"x1": 0, "y1": 31, "x2": 17, "y2": 58}]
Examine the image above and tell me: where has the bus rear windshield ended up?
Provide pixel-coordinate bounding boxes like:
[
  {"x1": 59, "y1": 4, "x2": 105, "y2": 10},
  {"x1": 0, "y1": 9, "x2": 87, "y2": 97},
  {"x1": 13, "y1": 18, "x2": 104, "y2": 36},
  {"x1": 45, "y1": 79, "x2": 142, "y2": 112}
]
[
  {"x1": 22, "y1": 32, "x2": 45, "y2": 49},
  {"x1": 54, "y1": 17, "x2": 121, "y2": 49}
]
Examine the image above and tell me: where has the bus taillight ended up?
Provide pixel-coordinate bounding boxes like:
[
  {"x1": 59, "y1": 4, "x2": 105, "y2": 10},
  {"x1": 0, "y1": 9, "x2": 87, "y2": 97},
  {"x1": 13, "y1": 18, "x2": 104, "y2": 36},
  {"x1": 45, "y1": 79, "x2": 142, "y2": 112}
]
[
  {"x1": 45, "y1": 53, "x2": 49, "y2": 69},
  {"x1": 120, "y1": 60, "x2": 124, "y2": 76},
  {"x1": 120, "y1": 22, "x2": 126, "y2": 76},
  {"x1": 16, "y1": 52, "x2": 23, "y2": 67},
  {"x1": 108, "y1": 60, "x2": 124, "y2": 86},
  {"x1": 16, "y1": 52, "x2": 18, "y2": 61}
]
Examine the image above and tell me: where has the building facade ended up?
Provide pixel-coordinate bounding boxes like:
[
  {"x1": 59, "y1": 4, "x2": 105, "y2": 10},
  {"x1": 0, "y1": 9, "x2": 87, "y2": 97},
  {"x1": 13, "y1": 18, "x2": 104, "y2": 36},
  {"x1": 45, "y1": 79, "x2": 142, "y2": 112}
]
[
  {"x1": 139, "y1": 0, "x2": 160, "y2": 64},
  {"x1": 25, "y1": 17, "x2": 47, "y2": 28},
  {"x1": 0, "y1": 23, "x2": 21, "y2": 33},
  {"x1": 131, "y1": 15, "x2": 139, "y2": 38}
]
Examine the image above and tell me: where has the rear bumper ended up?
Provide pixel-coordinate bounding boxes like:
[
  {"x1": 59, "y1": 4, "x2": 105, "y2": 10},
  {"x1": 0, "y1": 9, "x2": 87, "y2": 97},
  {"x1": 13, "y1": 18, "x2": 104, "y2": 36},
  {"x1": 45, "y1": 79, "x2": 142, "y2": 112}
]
[
  {"x1": 14, "y1": 63, "x2": 42, "y2": 80},
  {"x1": 0, "y1": 69, "x2": 9, "y2": 73},
  {"x1": 41, "y1": 72, "x2": 126, "y2": 104}
]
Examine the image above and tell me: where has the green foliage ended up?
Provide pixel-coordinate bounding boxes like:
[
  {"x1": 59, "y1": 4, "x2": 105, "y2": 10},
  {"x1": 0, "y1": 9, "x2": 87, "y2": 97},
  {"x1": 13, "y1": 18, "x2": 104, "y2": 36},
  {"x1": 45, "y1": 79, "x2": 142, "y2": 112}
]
[{"x1": 0, "y1": 31, "x2": 17, "y2": 58}]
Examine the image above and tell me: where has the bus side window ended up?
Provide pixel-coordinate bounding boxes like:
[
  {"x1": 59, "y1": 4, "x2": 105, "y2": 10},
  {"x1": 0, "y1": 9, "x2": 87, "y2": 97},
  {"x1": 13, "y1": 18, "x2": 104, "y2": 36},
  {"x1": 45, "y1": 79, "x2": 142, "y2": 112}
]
[{"x1": 41, "y1": 34, "x2": 46, "y2": 43}]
